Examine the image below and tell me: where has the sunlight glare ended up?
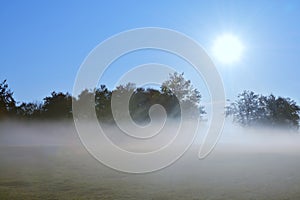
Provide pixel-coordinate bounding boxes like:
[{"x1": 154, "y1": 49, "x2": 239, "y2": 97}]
[{"x1": 212, "y1": 34, "x2": 244, "y2": 64}]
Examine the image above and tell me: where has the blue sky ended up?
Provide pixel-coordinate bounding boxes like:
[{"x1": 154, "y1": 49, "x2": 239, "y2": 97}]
[{"x1": 1, "y1": 0, "x2": 300, "y2": 104}]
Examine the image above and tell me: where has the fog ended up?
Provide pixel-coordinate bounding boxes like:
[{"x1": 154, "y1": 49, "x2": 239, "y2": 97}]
[
  {"x1": 1, "y1": 120, "x2": 300, "y2": 199},
  {"x1": 2, "y1": 120, "x2": 299, "y2": 153}
]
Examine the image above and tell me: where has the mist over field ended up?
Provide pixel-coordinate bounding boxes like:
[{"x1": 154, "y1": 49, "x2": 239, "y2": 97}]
[
  {"x1": 2, "y1": 0, "x2": 300, "y2": 199},
  {"x1": 1, "y1": 120, "x2": 300, "y2": 199}
]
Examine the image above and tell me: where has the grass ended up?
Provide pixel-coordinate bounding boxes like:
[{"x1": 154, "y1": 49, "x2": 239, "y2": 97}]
[{"x1": 1, "y1": 122, "x2": 300, "y2": 199}]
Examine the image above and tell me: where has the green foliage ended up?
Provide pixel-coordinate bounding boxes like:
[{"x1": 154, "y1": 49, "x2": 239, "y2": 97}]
[
  {"x1": 130, "y1": 87, "x2": 180, "y2": 123},
  {"x1": 265, "y1": 95, "x2": 300, "y2": 128},
  {"x1": 71, "y1": 74, "x2": 204, "y2": 123},
  {"x1": 72, "y1": 89, "x2": 95, "y2": 119},
  {"x1": 42, "y1": 92, "x2": 73, "y2": 119},
  {"x1": 95, "y1": 85, "x2": 112, "y2": 121},
  {"x1": 227, "y1": 91, "x2": 300, "y2": 129},
  {"x1": 0, "y1": 80, "x2": 16, "y2": 119},
  {"x1": 17, "y1": 102, "x2": 43, "y2": 119},
  {"x1": 161, "y1": 72, "x2": 205, "y2": 117},
  {"x1": 2, "y1": 77, "x2": 300, "y2": 131},
  {"x1": 9, "y1": 72, "x2": 203, "y2": 122}
]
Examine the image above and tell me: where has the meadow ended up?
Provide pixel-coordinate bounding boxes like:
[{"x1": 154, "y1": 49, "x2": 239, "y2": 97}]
[{"x1": 1, "y1": 121, "x2": 300, "y2": 200}]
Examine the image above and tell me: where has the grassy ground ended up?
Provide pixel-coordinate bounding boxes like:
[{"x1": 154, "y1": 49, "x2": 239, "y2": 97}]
[
  {"x1": 1, "y1": 145, "x2": 300, "y2": 200},
  {"x1": 1, "y1": 122, "x2": 300, "y2": 199}
]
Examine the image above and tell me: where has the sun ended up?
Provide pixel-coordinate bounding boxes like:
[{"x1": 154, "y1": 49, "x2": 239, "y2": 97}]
[{"x1": 212, "y1": 34, "x2": 244, "y2": 64}]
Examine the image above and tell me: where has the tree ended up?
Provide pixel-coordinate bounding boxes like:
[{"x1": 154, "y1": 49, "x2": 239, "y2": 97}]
[
  {"x1": 95, "y1": 85, "x2": 112, "y2": 122},
  {"x1": 0, "y1": 75, "x2": 207, "y2": 121},
  {"x1": 227, "y1": 91, "x2": 300, "y2": 129},
  {"x1": 161, "y1": 72, "x2": 205, "y2": 118},
  {"x1": 130, "y1": 87, "x2": 166, "y2": 123},
  {"x1": 111, "y1": 83, "x2": 136, "y2": 121},
  {"x1": 42, "y1": 91, "x2": 73, "y2": 119},
  {"x1": 17, "y1": 102, "x2": 43, "y2": 119},
  {"x1": 265, "y1": 95, "x2": 300, "y2": 129},
  {"x1": 227, "y1": 91, "x2": 261, "y2": 126},
  {"x1": 0, "y1": 80, "x2": 16, "y2": 119}
]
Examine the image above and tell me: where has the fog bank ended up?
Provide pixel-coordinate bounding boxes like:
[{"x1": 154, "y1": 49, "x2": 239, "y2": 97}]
[{"x1": 1, "y1": 120, "x2": 300, "y2": 199}]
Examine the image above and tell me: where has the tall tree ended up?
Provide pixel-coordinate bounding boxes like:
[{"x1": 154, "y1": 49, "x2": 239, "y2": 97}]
[
  {"x1": 265, "y1": 95, "x2": 300, "y2": 129},
  {"x1": 73, "y1": 89, "x2": 96, "y2": 119},
  {"x1": 228, "y1": 91, "x2": 260, "y2": 126},
  {"x1": 42, "y1": 92, "x2": 73, "y2": 119},
  {"x1": 95, "y1": 85, "x2": 112, "y2": 121},
  {"x1": 0, "y1": 80, "x2": 16, "y2": 118},
  {"x1": 161, "y1": 72, "x2": 205, "y2": 118},
  {"x1": 111, "y1": 83, "x2": 136, "y2": 121}
]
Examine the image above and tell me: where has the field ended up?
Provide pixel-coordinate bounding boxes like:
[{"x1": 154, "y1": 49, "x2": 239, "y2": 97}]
[{"x1": 1, "y1": 121, "x2": 300, "y2": 199}]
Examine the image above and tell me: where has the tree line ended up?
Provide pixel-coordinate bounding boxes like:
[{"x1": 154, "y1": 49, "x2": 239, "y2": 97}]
[
  {"x1": 0, "y1": 73, "x2": 204, "y2": 123},
  {"x1": 1, "y1": 74, "x2": 300, "y2": 129},
  {"x1": 226, "y1": 91, "x2": 300, "y2": 129}
]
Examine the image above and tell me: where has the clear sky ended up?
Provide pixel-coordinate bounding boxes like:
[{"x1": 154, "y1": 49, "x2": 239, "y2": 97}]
[{"x1": 1, "y1": 0, "x2": 300, "y2": 104}]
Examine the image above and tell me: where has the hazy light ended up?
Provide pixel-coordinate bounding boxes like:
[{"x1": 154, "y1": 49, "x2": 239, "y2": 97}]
[{"x1": 212, "y1": 34, "x2": 244, "y2": 64}]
